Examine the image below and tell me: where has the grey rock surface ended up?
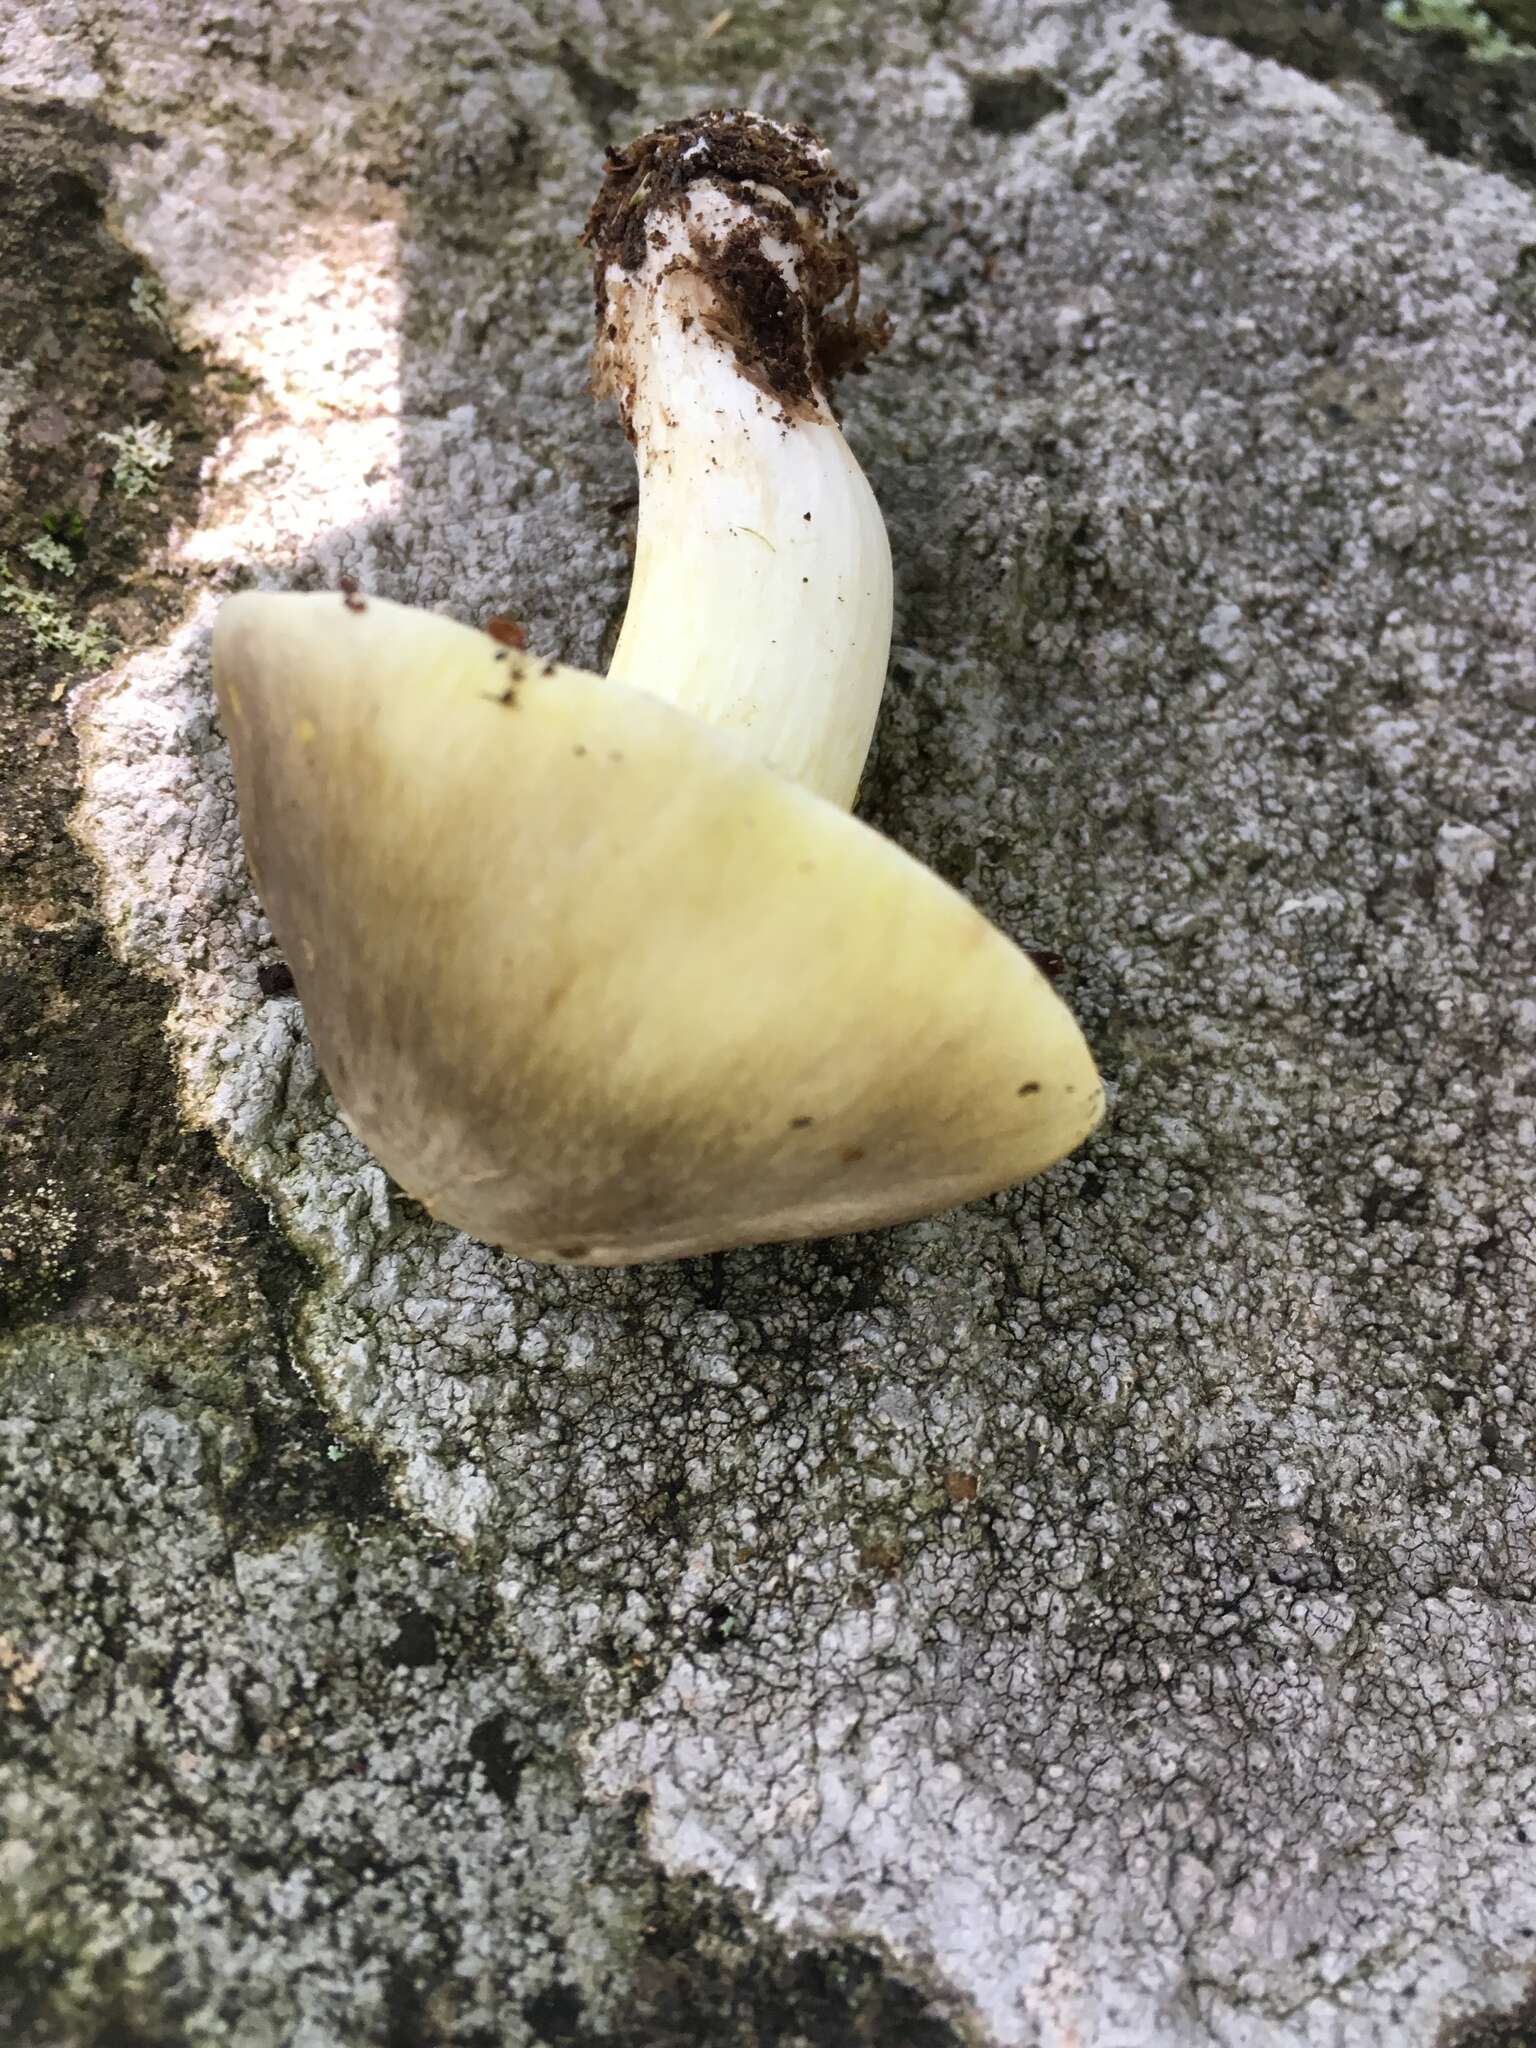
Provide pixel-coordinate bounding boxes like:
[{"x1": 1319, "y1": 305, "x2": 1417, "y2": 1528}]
[
  {"x1": 0, "y1": 1329, "x2": 955, "y2": 2046},
  {"x1": 3, "y1": 1, "x2": 1536, "y2": 2044}
]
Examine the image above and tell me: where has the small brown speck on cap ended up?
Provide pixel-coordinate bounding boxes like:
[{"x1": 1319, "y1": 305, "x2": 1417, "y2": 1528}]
[{"x1": 258, "y1": 960, "x2": 296, "y2": 998}]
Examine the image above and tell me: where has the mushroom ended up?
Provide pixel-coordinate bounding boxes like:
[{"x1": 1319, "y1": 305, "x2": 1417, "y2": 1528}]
[{"x1": 212, "y1": 110, "x2": 1106, "y2": 1265}]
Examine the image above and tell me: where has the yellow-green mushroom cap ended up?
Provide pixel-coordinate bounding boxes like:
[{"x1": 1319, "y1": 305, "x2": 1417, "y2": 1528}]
[{"x1": 213, "y1": 591, "x2": 1105, "y2": 1264}]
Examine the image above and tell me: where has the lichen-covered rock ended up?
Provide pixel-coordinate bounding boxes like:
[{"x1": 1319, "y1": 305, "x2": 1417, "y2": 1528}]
[
  {"x1": 0, "y1": 1331, "x2": 956, "y2": 2046},
  {"x1": 3, "y1": 1, "x2": 1535, "y2": 2043}
]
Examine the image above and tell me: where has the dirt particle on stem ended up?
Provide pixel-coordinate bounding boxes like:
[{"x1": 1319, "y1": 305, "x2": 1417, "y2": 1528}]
[{"x1": 585, "y1": 109, "x2": 890, "y2": 421}]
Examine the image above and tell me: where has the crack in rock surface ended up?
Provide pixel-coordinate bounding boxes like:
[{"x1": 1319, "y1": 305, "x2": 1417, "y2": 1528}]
[{"x1": 41, "y1": 0, "x2": 1536, "y2": 2040}]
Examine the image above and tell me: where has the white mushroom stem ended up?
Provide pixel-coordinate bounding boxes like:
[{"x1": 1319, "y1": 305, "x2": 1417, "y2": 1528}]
[{"x1": 591, "y1": 119, "x2": 892, "y2": 809}]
